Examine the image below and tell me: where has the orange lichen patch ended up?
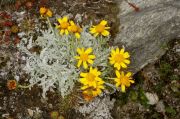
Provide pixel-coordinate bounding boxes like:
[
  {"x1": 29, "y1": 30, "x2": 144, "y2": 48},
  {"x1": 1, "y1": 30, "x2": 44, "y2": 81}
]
[
  {"x1": 11, "y1": 25, "x2": 19, "y2": 33},
  {"x1": 82, "y1": 91, "x2": 94, "y2": 102},
  {"x1": 50, "y1": 111, "x2": 59, "y2": 119},
  {"x1": 7, "y1": 80, "x2": 17, "y2": 90}
]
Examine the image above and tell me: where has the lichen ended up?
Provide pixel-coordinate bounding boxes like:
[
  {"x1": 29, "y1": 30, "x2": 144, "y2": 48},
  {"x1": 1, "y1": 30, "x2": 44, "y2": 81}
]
[{"x1": 77, "y1": 96, "x2": 115, "y2": 119}]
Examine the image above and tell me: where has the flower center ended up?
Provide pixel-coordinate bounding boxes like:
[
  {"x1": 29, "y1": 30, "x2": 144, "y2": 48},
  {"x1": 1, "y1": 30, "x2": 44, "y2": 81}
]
[
  {"x1": 114, "y1": 54, "x2": 124, "y2": 63},
  {"x1": 61, "y1": 22, "x2": 69, "y2": 29},
  {"x1": 86, "y1": 73, "x2": 96, "y2": 82},
  {"x1": 120, "y1": 77, "x2": 129, "y2": 86},
  {"x1": 95, "y1": 24, "x2": 105, "y2": 32},
  {"x1": 80, "y1": 53, "x2": 88, "y2": 61}
]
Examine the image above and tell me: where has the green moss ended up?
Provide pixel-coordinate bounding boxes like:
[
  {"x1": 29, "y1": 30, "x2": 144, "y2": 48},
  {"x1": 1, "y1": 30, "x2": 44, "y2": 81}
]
[
  {"x1": 0, "y1": 0, "x2": 16, "y2": 5},
  {"x1": 50, "y1": 111, "x2": 59, "y2": 119},
  {"x1": 57, "y1": 86, "x2": 79, "y2": 116},
  {"x1": 159, "y1": 61, "x2": 173, "y2": 78},
  {"x1": 114, "y1": 92, "x2": 129, "y2": 106},
  {"x1": 153, "y1": 80, "x2": 165, "y2": 94},
  {"x1": 138, "y1": 87, "x2": 149, "y2": 108},
  {"x1": 165, "y1": 106, "x2": 176, "y2": 117},
  {"x1": 170, "y1": 75, "x2": 179, "y2": 80},
  {"x1": 129, "y1": 90, "x2": 138, "y2": 101}
]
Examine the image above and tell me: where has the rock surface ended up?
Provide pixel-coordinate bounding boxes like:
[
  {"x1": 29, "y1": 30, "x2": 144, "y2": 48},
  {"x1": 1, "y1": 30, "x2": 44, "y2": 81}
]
[{"x1": 114, "y1": 0, "x2": 180, "y2": 73}]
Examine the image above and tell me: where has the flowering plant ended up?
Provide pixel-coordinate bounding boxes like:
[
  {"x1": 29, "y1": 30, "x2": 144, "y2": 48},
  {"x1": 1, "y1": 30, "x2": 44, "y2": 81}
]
[{"x1": 18, "y1": 7, "x2": 135, "y2": 101}]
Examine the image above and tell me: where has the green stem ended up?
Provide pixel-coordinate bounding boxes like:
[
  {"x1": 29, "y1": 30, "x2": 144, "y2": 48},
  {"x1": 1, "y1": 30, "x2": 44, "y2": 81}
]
[
  {"x1": 46, "y1": 17, "x2": 57, "y2": 38},
  {"x1": 104, "y1": 77, "x2": 114, "y2": 80},
  {"x1": 18, "y1": 84, "x2": 31, "y2": 89},
  {"x1": 104, "y1": 82, "x2": 116, "y2": 94}
]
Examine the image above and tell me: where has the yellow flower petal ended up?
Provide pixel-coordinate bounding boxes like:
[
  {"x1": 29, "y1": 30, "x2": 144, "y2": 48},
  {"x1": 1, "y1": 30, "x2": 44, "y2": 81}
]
[
  {"x1": 80, "y1": 73, "x2": 87, "y2": 77},
  {"x1": 70, "y1": 20, "x2": 75, "y2": 25},
  {"x1": 120, "y1": 62, "x2": 127, "y2": 68},
  {"x1": 111, "y1": 49, "x2": 116, "y2": 55},
  {"x1": 110, "y1": 60, "x2": 115, "y2": 65},
  {"x1": 75, "y1": 33, "x2": 80, "y2": 39},
  {"x1": 100, "y1": 20, "x2": 107, "y2": 25},
  {"x1": 105, "y1": 27, "x2": 110, "y2": 29},
  {"x1": 77, "y1": 48, "x2": 82, "y2": 54},
  {"x1": 121, "y1": 85, "x2": 126, "y2": 92},
  {"x1": 83, "y1": 61, "x2": 88, "y2": 69},
  {"x1": 74, "y1": 56, "x2": 80, "y2": 59},
  {"x1": 92, "y1": 82, "x2": 97, "y2": 88},
  {"x1": 77, "y1": 60, "x2": 82, "y2": 67},
  {"x1": 90, "y1": 28, "x2": 96, "y2": 34},
  {"x1": 114, "y1": 63, "x2": 121, "y2": 70},
  {"x1": 126, "y1": 72, "x2": 132, "y2": 77},
  {"x1": 98, "y1": 85, "x2": 105, "y2": 89},
  {"x1": 121, "y1": 71, "x2": 125, "y2": 76},
  {"x1": 81, "y1": 85, "x2": 88, "y2": 90},
  {"x1": 115, "y1": 70, "x2": 120, "y2": 78},
  {"x1": 60, "y1": 30, "x2": 64, "y2": 35},
  {"x1": 62, "y1": 16, "x2": 68, "y2": 22},
  {"x1": 120, "y1": 48, "x2": 125, "y2": 54},
  {"x1": 65, "y1": 29, "x2": 69, "y2": 35},
  {"x1": 57, "y1": 18, "x2": 62, "y2": 24},
  {"x1": 124, "y1": 52, "x2": 130, "y2": 58},
  {"x1": 88, "y1": 55, "x2": 96, "y2": 59},
  {"x1": 80, "y1": 78, "x2": 86, "y2": 84},
  {"x1": 46, "y1": 9, "x2": 52, "y2": 17},
  {"x1": 87, "y1": 59, "x2": 93, "y2": 64},
  {"x1": 115, "y1": 48, "x2": 120, "y2": 53},
  {"x1": 85, "y1": 48, "x2": 92, "y2": 54},
  {"x1": 116, "y1": 83, "x2": 120, "y2": 87},
  {"x1": 94, "y1": 33, "x2": 99, "y2": 37},
  {"x1": 130, "y1": 80, "x2": 135, "y2": 83},
  {"x1": 124, "y1": 60, "x2": 130, "y2": 64},
  {"x1": 56, "y1": 25, "x2": 60, "y2": 29},
  {"x1": 101, "y1": 30, "x2": 109, "y2": 36}
]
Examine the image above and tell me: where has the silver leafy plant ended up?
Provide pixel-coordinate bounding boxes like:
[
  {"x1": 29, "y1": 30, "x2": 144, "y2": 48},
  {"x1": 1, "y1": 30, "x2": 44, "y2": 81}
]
[{"x1": 18, "y1": 23, "x2": 112, "y2": 98}]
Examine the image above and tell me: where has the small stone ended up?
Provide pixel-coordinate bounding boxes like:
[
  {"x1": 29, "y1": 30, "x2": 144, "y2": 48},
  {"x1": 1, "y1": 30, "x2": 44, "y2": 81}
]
[
  {"x1": 27, "y1": 109, "x2": 34, "y2": 117},
  {"x1": 155, "y1": 101, "x2": 165, "y2": 113},
  {"x1": 48, "y1": 104, "x2": 53, "y2": 109},
  {"x1": 2, "y1": 113, "x2": 10, "y2": 118},
  {"x1": 145, "y1": 92, "x2": 159, "y2": 105}
]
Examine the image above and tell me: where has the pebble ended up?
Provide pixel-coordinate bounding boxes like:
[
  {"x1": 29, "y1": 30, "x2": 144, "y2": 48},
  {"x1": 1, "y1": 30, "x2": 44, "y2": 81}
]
[
  {"x1": 27, "y1": 109, "x2": 34, "y2": 117},
  {"x1": 145, "y1": 92, "x2": 159, "y2": 105}
]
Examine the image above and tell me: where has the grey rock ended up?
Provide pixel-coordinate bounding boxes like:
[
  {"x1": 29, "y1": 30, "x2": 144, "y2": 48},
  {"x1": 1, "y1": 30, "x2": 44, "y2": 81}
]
[{"x1": 114, "y1": 0, "x2": 180, "y2": 73}]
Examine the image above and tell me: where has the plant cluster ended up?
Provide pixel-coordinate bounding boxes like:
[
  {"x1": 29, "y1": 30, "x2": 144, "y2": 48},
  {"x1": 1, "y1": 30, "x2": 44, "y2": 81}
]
[{"x1": 18, "y1": 7, "x2": 135, "y2": 101}]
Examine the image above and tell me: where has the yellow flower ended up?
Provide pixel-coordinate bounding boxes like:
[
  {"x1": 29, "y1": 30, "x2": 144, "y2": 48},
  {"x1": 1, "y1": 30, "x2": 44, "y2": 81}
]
[
  {"x1": 39, "y1": 7, "x2": 53, "y2": 17},
  {"x1": 80, "y1": 67, "x2": 105, "y2": 101},
  {"x1": 114, "y1": 71, "x2": 134, "y2": 92},
  {"x1": 79, "y1": 67, "x2": 103, "y2": 88},
  {"x1": 56, "y1": 16, "x2": 70, "y2": 35},
  {"x1": 75, "y1": 48, "x2": 95, "y2": 69},
  {"x1": 82, "y1": 86, "x2": 104, "y2": 98},
  {"x1": 40, "y1": 7, "x2": 47, "y2": 15},
  {"x1": 90, "y1": 20, "x2": 110, "y2": 37},
  {"x1": 46, "y1": 9, "x2": 53, "y2": 17},
  {"x1": 109, "y1": 48, "x2": 130, "y2": 70},
  {"x1": 68, "y1": 21, "x2": 82, "y2": 39},
  {"x1": 82, "y1": 82, "x2": 104, "y2": 101}
]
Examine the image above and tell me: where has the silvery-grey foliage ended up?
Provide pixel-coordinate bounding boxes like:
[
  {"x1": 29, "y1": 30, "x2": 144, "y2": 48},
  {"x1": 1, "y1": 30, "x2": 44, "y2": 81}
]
[{"x1": 18, "y1": 27, "x2": 111, "y2": 98}]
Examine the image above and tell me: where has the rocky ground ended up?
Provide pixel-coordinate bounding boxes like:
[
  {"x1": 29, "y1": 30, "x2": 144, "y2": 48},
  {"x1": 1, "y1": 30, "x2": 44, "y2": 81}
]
[
  {"x1": 0, "y1": 0, "x2": 179, "y2": 119},
  {"x1": 112, "y1": 39, "x2": 180, "y2": 119}
]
